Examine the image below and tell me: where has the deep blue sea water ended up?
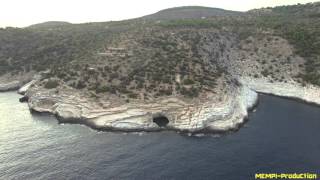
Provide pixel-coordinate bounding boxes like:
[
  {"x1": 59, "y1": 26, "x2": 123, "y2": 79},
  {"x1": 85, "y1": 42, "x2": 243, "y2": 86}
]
[{"x1": 0, "y1": 92, "x2": 319, "y2": 180}]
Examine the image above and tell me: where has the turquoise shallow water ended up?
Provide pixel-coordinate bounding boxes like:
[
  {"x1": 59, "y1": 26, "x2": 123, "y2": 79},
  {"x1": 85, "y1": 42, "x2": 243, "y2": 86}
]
[{"x1": 0, "y1": 92, "x2": 319, "y2": 180}]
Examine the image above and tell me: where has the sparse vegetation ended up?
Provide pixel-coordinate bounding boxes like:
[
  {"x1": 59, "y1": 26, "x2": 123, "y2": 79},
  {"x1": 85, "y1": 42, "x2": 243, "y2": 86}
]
[
  {"x1": 44, "y1": 79, "x2": 59, "y2": 89},
  {"x1": 1, "y1": 2, "x2": 320, "y2": 101}
]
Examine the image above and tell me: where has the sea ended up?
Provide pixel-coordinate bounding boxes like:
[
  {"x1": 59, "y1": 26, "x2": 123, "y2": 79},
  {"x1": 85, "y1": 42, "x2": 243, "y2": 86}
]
[{"x1": 0, "y1": 92, "x2": 319, "y2": 180}]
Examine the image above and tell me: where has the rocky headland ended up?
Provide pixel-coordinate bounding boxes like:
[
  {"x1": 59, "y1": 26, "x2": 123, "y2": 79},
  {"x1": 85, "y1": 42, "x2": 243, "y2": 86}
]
[
  {"x1": 0, "y1": 3, "x2": 319, "y2": 133},
  {"x1": 2, "y1": 76, "x2": 257, "y2": 132},
  {"x1": 1, "y1": 74, "x2": 319, "y2": 133}
]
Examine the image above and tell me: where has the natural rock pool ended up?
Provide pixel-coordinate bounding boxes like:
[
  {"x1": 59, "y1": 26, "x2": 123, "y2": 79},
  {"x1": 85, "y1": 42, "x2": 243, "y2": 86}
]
[{"x1": 0, "y1": 92, "x2": 319, "y2": 179}]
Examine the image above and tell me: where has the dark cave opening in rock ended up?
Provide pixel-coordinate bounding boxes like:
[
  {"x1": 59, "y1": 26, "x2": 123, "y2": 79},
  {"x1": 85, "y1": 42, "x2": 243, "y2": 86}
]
[{"x1": 153, "y1": 116, "x2": 169, "y2": 127}]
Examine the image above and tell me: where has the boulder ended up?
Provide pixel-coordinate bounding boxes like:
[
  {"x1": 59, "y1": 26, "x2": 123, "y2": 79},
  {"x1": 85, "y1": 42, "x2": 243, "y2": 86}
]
[
  {"x1": 54, "y1": 104, "x2": 82, "y2": 122},
  {"x1": 18, "y1": 80, "x2": 37, "y2": 95}
]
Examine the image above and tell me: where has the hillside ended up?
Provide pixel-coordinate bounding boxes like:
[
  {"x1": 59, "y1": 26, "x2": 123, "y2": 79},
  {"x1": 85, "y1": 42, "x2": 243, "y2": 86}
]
[
  {"x1": 27, "y1": 21, "x2": 72, "y2": 29},
  {"x1": 1, "y1": 3, "x2": 319, "y2": 93},
  {"x1": 0, "y1": 3, "x2": 320, "y2": 132},
  {"x1": 142, "y1": 6, "x2": 243, "y2": 20}
]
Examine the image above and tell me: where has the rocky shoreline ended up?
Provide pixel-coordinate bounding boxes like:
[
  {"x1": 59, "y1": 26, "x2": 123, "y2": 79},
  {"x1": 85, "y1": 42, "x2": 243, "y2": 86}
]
[
  {"x1": 241, "y1": 77, "x2": 320, "y2": 106},
  {"x1": 2, "y1": 75, "x2": 319, "y2": 133},
  {"x1": 0, "y1": 81, "x2": 21, "y2": 92},
  {"x1": 0, "y1": 72, "x2": 36, "y2": 92},
  {"x1": 23, "y1": 85, "x2": 258, "y2": 133}
]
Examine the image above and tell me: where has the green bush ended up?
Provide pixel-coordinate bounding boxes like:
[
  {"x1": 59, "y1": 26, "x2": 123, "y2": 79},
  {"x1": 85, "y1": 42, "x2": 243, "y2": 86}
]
[
  {"x1": 261, "y1": 70, "x2": 270, "y2": 77},
  {"x1": 183, "y1": 78, "x2": 194, "y2": 85},
  {"x1": 128, "y1": 92, "x2": 139, "y2": 99},
  {"x1": 96, "y1": 85, "x2": 110, "y2": 93},
  {"x1": 44, "y1": 79, "x2": 59, "y2": 89},
  {"x1": 76, "y1": 80, "x2": 86, "y2": 89},
  {"x1": 180, "y1": 86, "x2": 199, "y2": 98}
]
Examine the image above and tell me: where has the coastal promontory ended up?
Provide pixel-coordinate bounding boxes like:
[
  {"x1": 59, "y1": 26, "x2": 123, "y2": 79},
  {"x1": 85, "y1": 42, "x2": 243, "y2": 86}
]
[{"x1": 1, "y1": 3, "x2": 320, "y2": 132}]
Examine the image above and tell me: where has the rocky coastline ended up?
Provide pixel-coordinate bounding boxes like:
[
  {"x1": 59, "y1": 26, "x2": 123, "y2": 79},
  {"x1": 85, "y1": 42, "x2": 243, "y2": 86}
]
[
  {"x1": 0, "y1": 81, "x2": 21, "y2": 92},
  {"x1": 241, "y1": 77, "x2": 320, "y2": 106},
  {"x1": 0, "y1": 3, "x2": 320, "y2": 135},
  {"x1": 0, "y1": 72, "x2": 35, "y2": 92},
  {"x1": 1, "y1": 75, "x2": 319, "y2": 133},
  {"x1": 22, "y1": 83, "x2": 258, "y2": 133}
]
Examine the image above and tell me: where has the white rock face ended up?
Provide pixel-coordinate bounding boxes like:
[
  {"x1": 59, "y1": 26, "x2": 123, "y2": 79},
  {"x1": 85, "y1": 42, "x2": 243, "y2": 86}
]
[
  {"x1": 54, "y1": 104, "x2": 82, "y2": 122},
  {"x1": 241, "y1": 77, "x2": 320, "y2": 105},
  {"x1": 18, "y1": 80, "x2": 37, "y2": 95},
  {"x1": 206, "y1": 86, "x2": 258, "y2": 131},
  {"x1": 28, "y1": 96, "x2": 58, "y2": 113},
  {"x1": 24, "y1": 84, "x2": 259, "y2": 132},
  {"x1": 20, "y1": 76, "x2": 320, "y2": 133},
  {"x1": 0, "y1": 81, "x2": 21, "y2": 92}
]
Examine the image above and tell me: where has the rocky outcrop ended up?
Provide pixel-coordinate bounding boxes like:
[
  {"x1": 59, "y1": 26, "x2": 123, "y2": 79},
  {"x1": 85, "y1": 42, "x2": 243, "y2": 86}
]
[
  {"x1": 0, "y1": 71, "x2": 316, "y2": 133},
  {"x1": 241, "y1": 77, "x2": 320, "y2": 105},
  {"x1": 206, "y1": 86, "x2": 258, "y2": 131},
  {"x1": 0, "y1": 81, "x2": 21, "y2": 92},
  {"x1": 18, "y1": 80, "x2": 37, "y2": 95},
  {"x1": 4, "y1": 75, "x2": 320, "y2": 133},
  {"x1": 0, "y1": 72, "x2": 36, "y2": 92},
  {"x1": 22, "y1": 84, "x2": 258, "y2": 132}
]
